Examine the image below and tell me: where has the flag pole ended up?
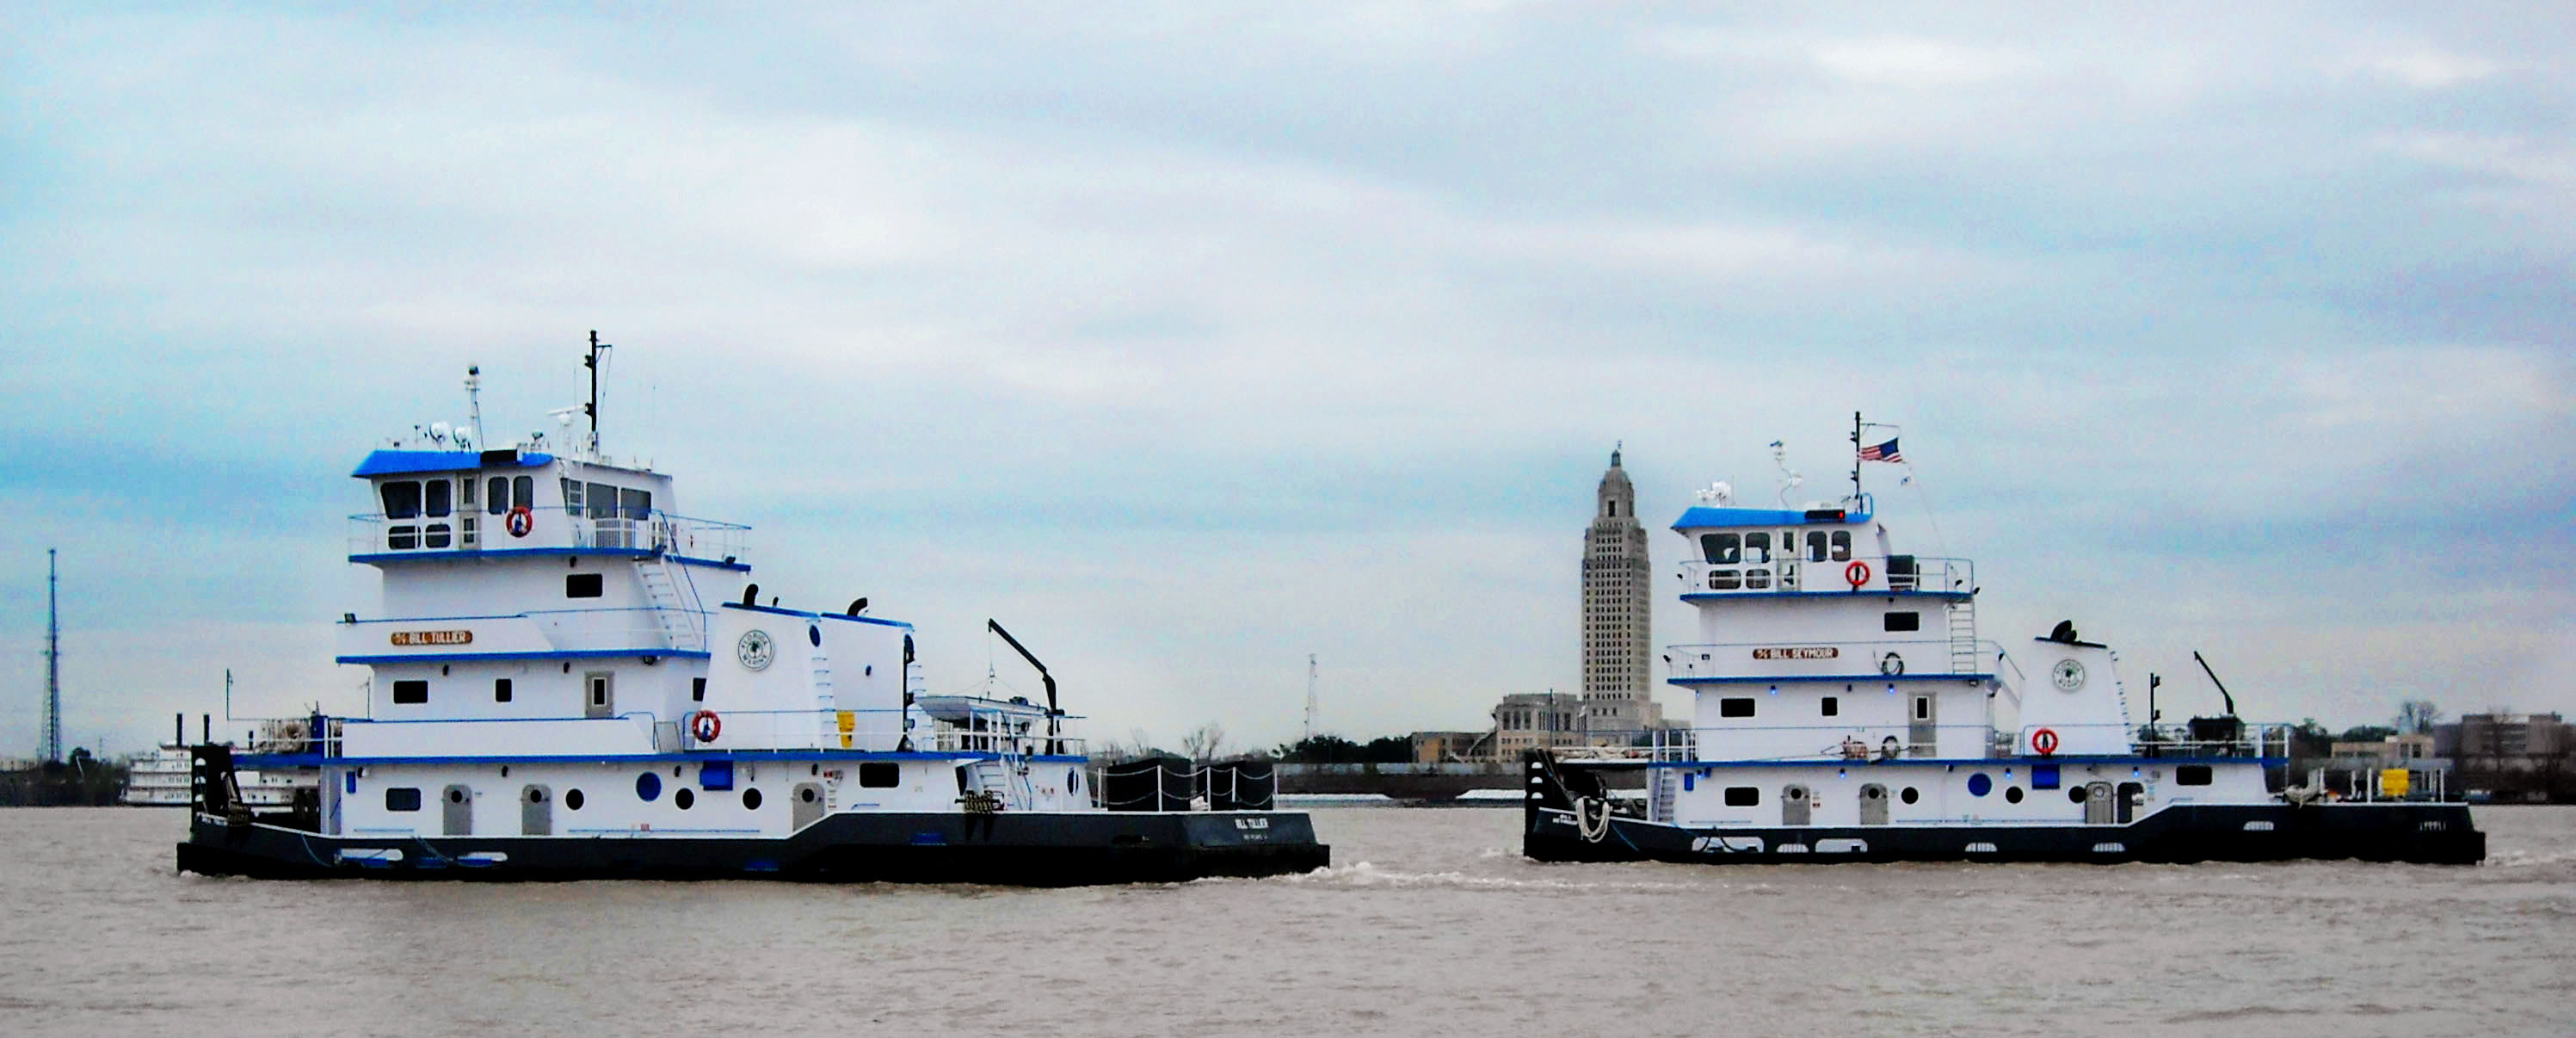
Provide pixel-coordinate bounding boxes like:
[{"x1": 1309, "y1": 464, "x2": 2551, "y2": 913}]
[{"x1": 1850, "y1": 410, "x2": 1864, "y2": 504}]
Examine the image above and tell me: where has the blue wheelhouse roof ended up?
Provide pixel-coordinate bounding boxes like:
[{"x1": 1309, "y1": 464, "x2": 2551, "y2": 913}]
[
  {"x1": 352, "y1": 449, "x2": 555, "y2": 478},
  {"x1": 1672, "y1": 505, "x2": 1870, "y2": 530}
]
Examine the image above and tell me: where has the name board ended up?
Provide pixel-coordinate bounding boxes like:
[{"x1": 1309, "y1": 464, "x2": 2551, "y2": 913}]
[
  {"x1": 1752, "y1": 646, "x2": 1838, "y2": 660},
  {"x1": 391, "y1": 630, "x2": 474, "y2": 646}
]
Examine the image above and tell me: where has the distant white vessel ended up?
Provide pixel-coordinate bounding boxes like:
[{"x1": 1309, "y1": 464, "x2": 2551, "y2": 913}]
[
  {"x1": 127, "y1": 715, "x2": 316, "y2": 807},
  {"x1": 1526, "y1": 417, "x2": 2484, "y2": 866}
]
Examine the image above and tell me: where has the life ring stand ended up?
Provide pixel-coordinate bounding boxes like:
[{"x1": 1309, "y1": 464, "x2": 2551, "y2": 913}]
[
  {"x1": 689, "y1": 709, "x2": 722, "y2": 744},
  {"x1": 2031, "y1": 727, "x2": 2060, "y2": 756},
  {"x1": 506, "y1": 505, "x2": 534, "y2": 538},
  {"x1": 1844, "y1": 559, "x2": 1871, "y2": 589}
]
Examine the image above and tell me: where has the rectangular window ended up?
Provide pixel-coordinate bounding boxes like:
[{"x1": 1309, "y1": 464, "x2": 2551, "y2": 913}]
[
  {"x1": 1821, "y1": 696, "x2": 1840, "y2": 717},
  {"x1": 2176, "y1": 765, "x2": 2214, "y2": 786},
  {"x1": 459, "y1": 477, "x2": 476, "y2": 507},
  {"x1": 1884, "y1": 612, "x2": 1920, "y2": 632},
  {"x1": 493, "y1": 678, "x2": 512, "y2": 703},
  {"x1": 1743, "y1": 531, "x2": 1771, "y2": 564},
  {"x1": 1723, "y1": 787, "x2": 1759, "y2": 807},
  {"x1": 1829, "y1": 530, "x2": 1852, "y2": 561},
  {"x1": 1719, "y1": 697, "x2": 1756, "y2": 718},
  {"x1": 1914, "y1": 696, "x2": 1931, "y2": 720},
  {"x1": 512, "y1": 476, "x2": 533, "y2": 510},
  {"x1": 619, "y1": 487, "x2": 652, "y2": 520},
  {"x1": 380, "y1": 480, "x2": 422, "y2": 519},
  {"x1": 560, "y1": 479, "x2": 582, "y2": 513},
  {"x1": 588, "y1": 482, "x2": 618, "y2": 520},
  {"x1": 859, "y1": 763, "x2": 901, "y2": 788},
  {"x1": 385, "y1": 788, "x2": 422, "y2": 812},
  {"x1": 566, "y1": 573, "x2": 604, "y2": 598},
  {"x1": 392, "y1": 680, "x2": 428, "y2": 704},
  {"x1": 1701, "y1": 533, "x2": 1740, "y2": 565},
  {"x1": 1806, "y1": 531, "x2": 1829, "y2": 562},
  {"x1": 424, "y1": 522, "x2": 452, "y2": 548},
  {"x1": 692, "y1": 677, "x2": 706, "y2": 702},
  {"x1": 488, "y1": 477, "x2": 508, "y2": 515},
  {"x1": 424, "y1": 479, "x2": 452, "y2": 518}
]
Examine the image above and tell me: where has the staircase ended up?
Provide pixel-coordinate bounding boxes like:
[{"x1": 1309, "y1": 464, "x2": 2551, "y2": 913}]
[
  {"x1": 1947, "y1": 598, "x2": 1979, "y2": 675},
  {"x1": 633, "y1": 556, "x2": 705, "y2": 652},
  {"x1": 1651, "y1": 769, "x2": 1678, "y2": 823}
]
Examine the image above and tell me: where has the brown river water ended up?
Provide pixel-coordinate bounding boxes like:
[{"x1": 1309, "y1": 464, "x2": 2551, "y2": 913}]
[{"x1": 3, "y1": 806, "x2": 2572, "y2": 1037}]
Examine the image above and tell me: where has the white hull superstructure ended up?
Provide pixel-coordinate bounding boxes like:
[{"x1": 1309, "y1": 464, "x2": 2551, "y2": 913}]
[
  {"x1": 1526, "y1": 419, "x2": 2481, "y2": 866},
  {"x1": 177, "y1": 343, "x2": 1325, "y2": 883}
]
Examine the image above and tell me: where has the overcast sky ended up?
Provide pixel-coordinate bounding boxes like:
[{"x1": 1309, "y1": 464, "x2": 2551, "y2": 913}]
[{"x1": 3, "y1": 3, "x2": 2570, "y2": 759}]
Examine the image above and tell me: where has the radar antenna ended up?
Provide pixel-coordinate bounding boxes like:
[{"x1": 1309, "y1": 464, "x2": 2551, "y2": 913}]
[{"x1": 1770, "y1": 440, "x2": 1803, "y2": 508}]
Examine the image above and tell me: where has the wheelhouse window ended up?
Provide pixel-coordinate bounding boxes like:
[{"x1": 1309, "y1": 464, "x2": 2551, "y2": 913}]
[
  {"x1": 380, "y1": 480, "x2": 422, "y2": 519},
  {"x1": 423, "y1": 479, "x2": 452, "y2": 518},
  {"x1": 1700, "y1": 533, "x2": 1740, "y2": 564},
  {"x1": 513, "y1": 476, "x2": 533, "y2": 510},
  {"x1": 1806, "y1": 531, "x2": 1829, "y2": 562},
  {"x1": 619, "y1": 487, "x2": 652, "y2": 520},
  {"x1": 1742, "y1": 532, "x2": 1772, "y2": 564},
  {"x1": 560, "y1": 479, "x2": 583, "y2": 514},
  {"x1": 588, "y1": 482, "x2": 618, "y2": 520},
  {"x1": 1829, "y1": 530, "x2": 1852, "y2": 561},
  {"x1": 487, "y1": 476, "x2": 508, "y2": 515}
]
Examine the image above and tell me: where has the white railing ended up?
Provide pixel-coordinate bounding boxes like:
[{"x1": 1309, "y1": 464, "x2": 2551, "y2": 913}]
[
  {"x1": 348, "y1": 510, "x2": 750, "y2": 564},
  {"x1": 1641, "y1": 720, "x2": 2295, "y2": 763},
  {"x1": 1667, "y1": 639, "x2": 2000, "y2": 680},
  {"x1": 1678, "y1": 555, "x2": 1973, "y2": 596},
  {"x1": 683, "y1": 707, "x2": 1087, "y2": 757}
]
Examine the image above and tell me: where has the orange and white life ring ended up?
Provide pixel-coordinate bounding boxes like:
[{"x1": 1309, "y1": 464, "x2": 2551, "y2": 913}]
[
  {"x1": 688, "y1": 709, "x2": 721, "y2": 743},
  {"x1": 2031, "y1": 727, "x2": 2060, "y2": 756},
  {"x1": 506, "y1": 505, "x2": 534, "y2": 538},
  {"x1": 1844, "y1": 559, "x2": 1872, "y2": 589}
]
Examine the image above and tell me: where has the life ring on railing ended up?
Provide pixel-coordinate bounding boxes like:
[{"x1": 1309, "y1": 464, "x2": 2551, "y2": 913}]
[
  {"x1": 506, "y1": 505, "x2": 534, "y2": 538},
  {"x1": 2031, "y1": 727, "x2": 2059, "y2": 756},
  {"x1": 1845, "y1": 560, "x2": 1871, "y2": 589},
  {"x1": 688, "y1": 710, "x2": 722, "y2": 744}
]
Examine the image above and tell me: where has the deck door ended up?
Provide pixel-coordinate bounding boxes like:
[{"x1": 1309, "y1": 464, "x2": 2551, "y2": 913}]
[
  {"x1": 792, "y1": 782, "x2": 826, "y2": 831},
  {"x1": 1782, "y1": 783, "x2": 1812, "y2": 826},
  {"x1": 1908, "y1": 694, "x2": 1936, "y2": 757},
  {"x1": 441, "y1": 784, "x2": 473, "y2": 836},
  {"x1": 2084, "y1": 782, "x2": 2117, "y2": 825},
  {"x1": 1858, "y1": 783, "x2": 1889, "y2": 825},
  {"x1": 521, "y1": 784, "x2": 552, "y2": 836}
]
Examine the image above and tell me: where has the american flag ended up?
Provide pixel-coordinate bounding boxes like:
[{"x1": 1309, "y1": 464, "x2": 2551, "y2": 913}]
[{"x1": 1858, "y1": 437, "x2": 1902, "y2": 463}]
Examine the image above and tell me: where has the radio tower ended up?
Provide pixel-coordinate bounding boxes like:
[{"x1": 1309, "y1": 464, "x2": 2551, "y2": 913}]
[
  {"x1": 42, "y1": 549, "x2": 61, "y2": 763},
  {"x1": 1302, "y1": 654, "x2": 1319, "y2": 744}
]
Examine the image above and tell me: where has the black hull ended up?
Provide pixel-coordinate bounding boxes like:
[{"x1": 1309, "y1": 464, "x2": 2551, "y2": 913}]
[
  {"x1": 179, "y1": 810, "x2": 1328, "y2": 885},
  {"x1": 1525, "y1": 800, "x2": 2484, "y2": 866}
]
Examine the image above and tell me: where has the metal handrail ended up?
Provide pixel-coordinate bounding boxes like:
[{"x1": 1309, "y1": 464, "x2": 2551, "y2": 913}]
[
  {"x1": 348, "y1": 510, "x2": 751, "y2": 562},
  {"x1": 1678, "y1": 554, "x2": 1973, "y2": 596}
]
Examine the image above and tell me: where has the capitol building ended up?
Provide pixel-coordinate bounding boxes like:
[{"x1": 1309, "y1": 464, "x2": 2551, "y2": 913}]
[{"x1": 1481, "y1": 448, "x2": 1668, "y2": 759}]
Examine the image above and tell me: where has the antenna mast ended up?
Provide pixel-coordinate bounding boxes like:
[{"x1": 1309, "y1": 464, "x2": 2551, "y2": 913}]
[
  {"x1": 42, "y1": 549, "x2": 61, "y2": 763},
  {"x1": 464, "y1": 365, "x2": 484, "y2": 448},
  {"x1": 1303, "y1": 654, "x2": 1319, "y2": 743},
  {"x1": 583, "y1": 331, "x2": 613, "y2": 456},
  {"x1": 1850, "y1": 411, "x2": 1864, "y2": 502}
]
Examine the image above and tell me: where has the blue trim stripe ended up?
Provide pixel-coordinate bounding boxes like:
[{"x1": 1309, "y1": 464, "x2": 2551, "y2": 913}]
[
  {"x1": 667, "y1": 554, "x2": 752, "y2": 572},
  {"x1": 719, "y1": 601, "x2": 914, "y2": 628},
  {"x1": 337, "y1": 649, "x2": 712, "y2": 664},
  {"x1": 1680, "y1": 590, "x2": 1971, "y2": 602},
  {"x1": 354, "y1": 449, "x2": 555, "y2": 477},
  {"x1": 241, "y1": 751, "x2": 1088, "y2": 768},
  {"x1": 1635, "y1": 757, "x2": 2289, "y2": 769},
  {"x1": 1671, "y1": 672, "x2": 1994, "y2": 686},
  {"x1": 1671, "y1": 505, "x2": 1870, "y2": 530}
]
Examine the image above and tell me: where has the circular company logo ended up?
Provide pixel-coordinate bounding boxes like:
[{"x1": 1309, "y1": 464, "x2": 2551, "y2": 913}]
[
  {"x1": 736, "y1": 628, "x2": 775, "y2": 671},
  {"x1": 2051, "y1": 658, "x2": 2086, "y2": 692}
]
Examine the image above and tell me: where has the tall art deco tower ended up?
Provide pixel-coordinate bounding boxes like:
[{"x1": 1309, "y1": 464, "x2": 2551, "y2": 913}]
[{"x1": 1581, "y1": 447, "x2": 1655, "y2": 738}]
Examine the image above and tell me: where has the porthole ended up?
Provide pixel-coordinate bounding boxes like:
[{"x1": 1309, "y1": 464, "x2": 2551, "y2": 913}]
[
  {"x1": 675, "y1": 788, "x2": 696, "y2": 810},
  {"x1": 2005, "y1": 787, "x2": 2024, "y2": 804},
  {"x1": 2068, "y1": 787, "x2": 2087, "y2": 804},
  {"x1": 1967, "y1": 773, "x2": 1993, "y2": 797},
  {"x1": 636, "y1": 772, "x2": 662, "y2": 802},
  {"x1": 1900, "y1": 787, "x2": 1920, "y2": 805},
  {"x1": 798, "y1": 787, "x2": 818, "y2": 803},
  {"x1": 525, "y1": 787, "x2": 545, "y2": 804},
  {"x1": 447, "y1": 788, "x2": 466, "y2": 804},
  {"x1": 743, "y1": 788, "x2": 763, "y2": 810},
  {"x1": 808, "y1": 624, "x2": 821, "y2": 646},
  {"x1": 565, "y1": 788, "x2": 585, "y2": 810}
]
